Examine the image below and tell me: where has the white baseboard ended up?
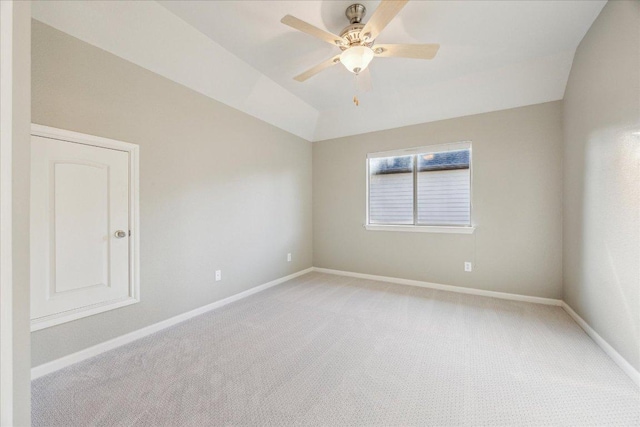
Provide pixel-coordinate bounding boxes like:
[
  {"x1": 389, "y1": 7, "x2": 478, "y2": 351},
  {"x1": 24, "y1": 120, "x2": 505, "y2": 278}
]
[
  {"x1": 312, "y1": 267, "x2": 563, "y2": 306},
  {"x1": 561, "y1": 302, "x2": 639, "y2": 387},
  {"x1": 31, "y1": 267, "x2": 313, "y2": 380}
]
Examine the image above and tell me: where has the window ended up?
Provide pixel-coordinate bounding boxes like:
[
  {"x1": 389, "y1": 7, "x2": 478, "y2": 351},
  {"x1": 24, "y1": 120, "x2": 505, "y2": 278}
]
[{"x1": 367, "y1": 142, "x2": 473, "y2": 233}]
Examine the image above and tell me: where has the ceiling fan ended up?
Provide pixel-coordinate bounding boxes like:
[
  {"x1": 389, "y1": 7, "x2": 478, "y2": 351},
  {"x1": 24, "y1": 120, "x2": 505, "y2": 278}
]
[{"x1": 281, "y1": 0, "x2": 440, "y2": 83}]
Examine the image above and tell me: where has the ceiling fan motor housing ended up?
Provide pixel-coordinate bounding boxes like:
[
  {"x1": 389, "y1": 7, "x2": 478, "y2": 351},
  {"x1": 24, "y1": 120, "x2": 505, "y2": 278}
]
[{"x1": 340, "y1": 4, "x2": 374, "y2": 50}]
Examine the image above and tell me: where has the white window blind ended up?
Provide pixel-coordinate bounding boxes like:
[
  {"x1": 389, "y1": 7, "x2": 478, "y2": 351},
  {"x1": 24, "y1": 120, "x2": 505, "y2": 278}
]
[
  {"x1": 369, "y1": 156, "x2": 413, "y2": 224},
  {"x1": 417, "y1": 169, "x2": 470, "y2": 225},
  {"x1": 367, "y1": 142, "x2": 472, "y2": 227}
]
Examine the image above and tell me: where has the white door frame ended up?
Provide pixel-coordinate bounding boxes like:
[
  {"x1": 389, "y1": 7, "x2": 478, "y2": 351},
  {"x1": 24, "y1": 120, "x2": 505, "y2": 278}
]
[
  {"x1": 0, "y1": 2, "x2": 15, "y2": 422},
  {"x1": 1, "y1": 1, "x2": 31, "y2": 426},
  {"x1": 30, "y1": 124, "x2": 141, "y2": 331}
]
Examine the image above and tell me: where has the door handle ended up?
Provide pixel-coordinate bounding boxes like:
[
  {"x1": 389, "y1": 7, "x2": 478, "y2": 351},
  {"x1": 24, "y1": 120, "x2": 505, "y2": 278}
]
[{"x1": 114, "y1": 230, "x2": 127, "y2": 239}]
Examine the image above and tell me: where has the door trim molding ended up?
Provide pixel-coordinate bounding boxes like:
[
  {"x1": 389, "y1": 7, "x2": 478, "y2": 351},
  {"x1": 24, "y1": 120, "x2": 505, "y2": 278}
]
[
  {"x1": 31, "y1": 124, "x2": 139, "y2": 152},
  {"x1": 30, "y1": 124, "x2": 140, "y2": 331},
  {"x1": 0, "y1": 2, "x2": 16, "y2": 420}
]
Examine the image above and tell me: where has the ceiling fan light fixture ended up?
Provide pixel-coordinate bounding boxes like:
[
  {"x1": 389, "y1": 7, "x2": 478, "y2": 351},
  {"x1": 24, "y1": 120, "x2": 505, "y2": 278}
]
[{"x1": 340, "y1": 46, "x2": 374, "y2": 74}]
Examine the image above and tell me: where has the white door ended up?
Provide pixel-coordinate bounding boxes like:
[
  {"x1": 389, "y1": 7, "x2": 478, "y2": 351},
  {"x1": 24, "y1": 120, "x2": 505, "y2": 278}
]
[{"x1": 31, "y1": 135, "x2": 132, "y2": 323}]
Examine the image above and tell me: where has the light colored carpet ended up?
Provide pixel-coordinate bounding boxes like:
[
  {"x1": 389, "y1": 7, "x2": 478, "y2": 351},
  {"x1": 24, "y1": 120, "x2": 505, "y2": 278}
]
[{"x1": 32, "y1": 272, "x2": 640, "y2": 426}]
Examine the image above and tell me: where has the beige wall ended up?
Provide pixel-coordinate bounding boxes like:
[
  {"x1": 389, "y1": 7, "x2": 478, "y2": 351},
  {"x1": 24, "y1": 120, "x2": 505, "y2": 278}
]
[
  {"x1": 313, "y1": 102, "x2": 563, "y2": 299},
  {"x1": 563, "y1": 0, "x2": 640, "y2": 372},
  {"x1": 31, "y1": 21, "x2": 312, "y2": 367}
]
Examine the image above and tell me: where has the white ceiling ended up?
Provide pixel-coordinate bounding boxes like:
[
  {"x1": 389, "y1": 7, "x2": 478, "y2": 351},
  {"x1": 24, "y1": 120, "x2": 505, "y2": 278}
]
[
  {"x1": 35, "y1": 1, "x2": 606, "y2": 141},
  {"x1": 160, "y1": 0, "x2": 605, "y2": 140}
]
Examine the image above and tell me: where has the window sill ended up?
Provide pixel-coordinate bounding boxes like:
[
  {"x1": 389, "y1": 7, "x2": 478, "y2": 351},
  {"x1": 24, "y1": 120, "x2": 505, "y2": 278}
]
[{"x1": 364, "y1": 224, "x2": 476, "y2": 234}]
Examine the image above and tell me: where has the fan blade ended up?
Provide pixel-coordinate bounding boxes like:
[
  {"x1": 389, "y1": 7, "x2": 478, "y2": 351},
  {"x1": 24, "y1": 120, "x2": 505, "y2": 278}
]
[
  {"x1": 360, "y1": 0, "x2": 409, "y2": 42},
  {"x1": 281, "y1": 15, "x2": 345, "y2": 47},
  {"x1": 294, "y1": 55, "x2": 341, "y2": 82},
  {"x1": 373, "y1": 43, "x2": 440, "y2": 59}
]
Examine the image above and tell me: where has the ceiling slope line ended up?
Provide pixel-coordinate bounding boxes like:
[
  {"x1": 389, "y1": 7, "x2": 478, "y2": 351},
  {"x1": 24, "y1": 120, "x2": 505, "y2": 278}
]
[{"x1": 32, "y1": 0, "x2": 320, "y2": 141}]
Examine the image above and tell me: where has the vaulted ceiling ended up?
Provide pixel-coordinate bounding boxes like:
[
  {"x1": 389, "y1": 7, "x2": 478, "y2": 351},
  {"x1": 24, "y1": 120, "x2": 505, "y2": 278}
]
[{"x1": 33, "y1": 1, "x2": 606, "y2": 141}]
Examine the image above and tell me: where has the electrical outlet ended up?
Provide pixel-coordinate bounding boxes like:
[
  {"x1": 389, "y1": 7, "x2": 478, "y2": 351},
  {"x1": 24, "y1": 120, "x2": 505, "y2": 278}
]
[
  {"x1": 287, "y1": 253, "x2": 292, "y2": 262},
  {"x1": 464, "y1": 262, "x2": 473, "y2": 272},
  {"x1": 215, "y1": 270, "x2": 222, "y2": 281}
]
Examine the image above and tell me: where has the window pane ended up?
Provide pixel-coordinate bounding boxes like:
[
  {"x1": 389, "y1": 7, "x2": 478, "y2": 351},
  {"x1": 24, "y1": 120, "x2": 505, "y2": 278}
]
[
  {"x1": 417, "y1": 149, "x2": 470, "y2": 226},
  {"x1": 369, "y1": 155, "x2": 414, "y2": 224}
]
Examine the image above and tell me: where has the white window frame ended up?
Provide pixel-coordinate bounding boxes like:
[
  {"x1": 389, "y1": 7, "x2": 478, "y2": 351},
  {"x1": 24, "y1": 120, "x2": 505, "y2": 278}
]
[
  {"x1": 29, "y1": 124, "x2": 141, "y2": 331},
  {"x1": 365, "y1": 141, "x2": 475, "y2": 234}
]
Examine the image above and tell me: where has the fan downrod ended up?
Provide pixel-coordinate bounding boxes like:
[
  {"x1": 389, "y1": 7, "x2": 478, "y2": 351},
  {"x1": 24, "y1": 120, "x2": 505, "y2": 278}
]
[{"x1": 345, "y1": 4, "x2": 366, "y2": 24}]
